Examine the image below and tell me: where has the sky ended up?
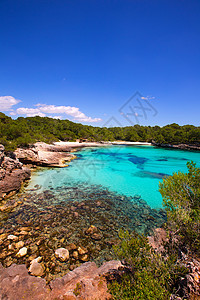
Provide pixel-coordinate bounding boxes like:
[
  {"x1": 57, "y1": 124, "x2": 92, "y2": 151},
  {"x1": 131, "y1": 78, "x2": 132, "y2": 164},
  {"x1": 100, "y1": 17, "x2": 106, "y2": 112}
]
[{"x1": 0, "y1": 0, "x2": 200, "y2": 127}]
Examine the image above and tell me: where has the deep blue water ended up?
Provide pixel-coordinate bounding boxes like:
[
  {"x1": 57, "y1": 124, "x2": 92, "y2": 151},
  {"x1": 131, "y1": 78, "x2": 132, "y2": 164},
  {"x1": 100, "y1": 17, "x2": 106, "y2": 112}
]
[{"x1": 28, "y1": 145, "x2": 200, "y2": 208}]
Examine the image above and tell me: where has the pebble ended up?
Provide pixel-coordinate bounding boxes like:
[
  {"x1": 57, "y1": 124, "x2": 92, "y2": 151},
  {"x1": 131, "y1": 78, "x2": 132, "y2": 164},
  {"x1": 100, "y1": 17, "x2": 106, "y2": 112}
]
[
  {"x1": 77, "y1": 246, "x2": 87, "y2": 255},
  {"x1": 0, "y1": 233, "x2": 7, "y2": 240},
  {"x1": 29, "y1": 257, "x2": 44, "y2": 277},
  {"x1": 79, "y1": 254, "x2": 89, "y2": 262},
  {"x1": 86, "y1": 225, "x2": 98, "y2": 235},
  {"x1": 72, "y1": 251, "x2": 79, "y2": 259},
  {"x1": 55, "y1": 248, "x2": 69, "y2": 261},
  {"x1": 91, "y1": 233, "x2": 102, "y2": 240},
  {"x1": 8, "y1": 244, "x2": 15, "y2": 250},
  {"x1": 7, "y1": 235, "x2": 18, "y2": 241},
  {"x1": 67, "y1": 243, "x2": 77, "y2": 251},
  {"x1": 17, "y1": 247, "x2": 27, "y2": 257},
  {"x1": 15, "y1": 241, "x2": 25, "y2": 249}
]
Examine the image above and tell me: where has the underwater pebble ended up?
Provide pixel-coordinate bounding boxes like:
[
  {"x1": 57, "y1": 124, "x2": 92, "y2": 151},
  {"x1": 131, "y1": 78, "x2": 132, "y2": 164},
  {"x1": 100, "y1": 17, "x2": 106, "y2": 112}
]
[
  {"x1": 72, "y1": 251, "x2": 79, "y2": 259},
  {"x1": 7, "y1": 235, "x2": 18, "y2": 241},
  {"x1": 77, "y1": 246, "x2": 88, "y2": 255},
  {"x1": 55, "y1": 248, "x2": 69, "y2": 261},
  {"x1": 79, "y1": 254, "x2": 89, "y2": 262},
  {"x1": 17, "y1": 247, "x2": 27, "y2": 257},
  {"x1": 15, "y1": 241, "x2": 25, "y2": 249}
]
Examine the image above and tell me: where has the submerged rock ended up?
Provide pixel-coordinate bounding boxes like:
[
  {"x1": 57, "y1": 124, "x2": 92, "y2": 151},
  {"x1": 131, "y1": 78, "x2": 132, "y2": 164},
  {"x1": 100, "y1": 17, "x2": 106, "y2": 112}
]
[
  {"x1": 55, "y1": 248, "x2": 69, "y2": 261},
  {"x1": 15, "y1": 241, "x2": 25, "y2": 249},
  {"x1": 7, "y1": 234, "x2": 18, "y2": 241},
  {"x1": 17, "y1": 247, "x2": 27, "y2": 257}
]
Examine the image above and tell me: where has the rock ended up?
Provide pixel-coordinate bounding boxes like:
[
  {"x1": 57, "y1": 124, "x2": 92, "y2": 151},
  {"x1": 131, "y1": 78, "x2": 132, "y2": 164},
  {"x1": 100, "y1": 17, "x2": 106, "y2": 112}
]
[
  {"x1": 77, "y1": 246, "x2": 87, "y2": 255},
  {"x1": 147, "y1": 227, "x2": 168, "y2": 253},
  {"x1": 0, "y1": 233, "x2": 7, "y2": 240},
  {"x1": 7, "y1": 234, "x2": 18, "y2": 241},
  {"x1": 19, "y1": 230, "x2": 29, "y2": 235},
  {"x1": 0, "y1": 260, "x2": 123, "y2": 299},
  {"x1": 0, "y1": 263, "x2": 49, "y2": 299},
  {"x1": 50, "y1": 260, "x2": 122, "y2": 300},
  {"x1": 79, "y1": 254, "x2": 89, "y2": 262},
  {"x1": 73, "y1": 211, "x2": 79, "y2": 218},
  {"x1": 0, "y1": 145, "x2": 31, "y2": 198},
  {"x1": 17, "y1": 247, "x2": 27, "y2": 257},
  {"x1": 15, "y1": 142, "x2": 76, "y2": 167},
  {"x1": 91, "y1": 233, "x2": 102, "y2": 240},
  {"x1": 29, "y1": 244, "x2": 38, "y2": 253},
  {"x1": 29, "y1": 257, "x2": 45, "y2": 277},
  {"x1": 8, "y1": 244, "x2": 15, "y2": 251},
  {"x1": 86, "y1": 225, "x2": 98, "y2": 235},
  {"x1": 72, "y1": 251, "x2": 79, "y2": 259},
  {"x1": 55, "y1": 248, "x2": 69, "y2": 261},
  {"x1": 15, "y1": 241, "x2": 25, "y2": 249},
  {"x1": 67, "y1": 243, "x2": 77, "y2": 251}
]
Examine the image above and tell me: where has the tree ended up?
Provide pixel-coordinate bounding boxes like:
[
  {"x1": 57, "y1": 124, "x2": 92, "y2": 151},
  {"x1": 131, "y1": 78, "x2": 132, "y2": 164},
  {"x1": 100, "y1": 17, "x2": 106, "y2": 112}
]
[{"x1": 159, "y1": 162, "x2": 200, "y2": 254}]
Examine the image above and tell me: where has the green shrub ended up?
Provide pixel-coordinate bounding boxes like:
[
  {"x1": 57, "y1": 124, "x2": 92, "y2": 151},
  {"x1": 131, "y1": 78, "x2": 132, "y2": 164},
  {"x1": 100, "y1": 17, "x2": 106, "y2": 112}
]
[
  {"x1": 109, "y1": 230, "x2": 188, "y2": 300},
  {"x1": 159, "y1": 161, "x2": 200, "y2": 254}
]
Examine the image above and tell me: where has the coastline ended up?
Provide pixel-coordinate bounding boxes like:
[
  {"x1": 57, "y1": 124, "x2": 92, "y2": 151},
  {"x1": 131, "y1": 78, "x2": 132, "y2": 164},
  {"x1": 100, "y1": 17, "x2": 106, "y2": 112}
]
[
  {"x1": 151, "y1": 141, "x2": 200, "y2": 151},
  {"x1": 1, "y1": 142, "x2": 199, "y2": 299},
  {"x1": 54, "y1": 140, "x2": 152, "y2": 147}
]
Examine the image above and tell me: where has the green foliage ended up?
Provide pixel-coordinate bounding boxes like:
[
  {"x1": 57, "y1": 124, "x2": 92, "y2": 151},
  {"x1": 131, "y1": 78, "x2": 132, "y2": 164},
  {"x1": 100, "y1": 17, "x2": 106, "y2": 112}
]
[
  {"x1": 0, "y1": 112, "x2": 200, "y2": 151},
  {"x1": 109, "y1": 230, "x2": 187, "y2": 300},
  {"x1": 159, "y1": 162, "x2": 200, "y2": 254}
]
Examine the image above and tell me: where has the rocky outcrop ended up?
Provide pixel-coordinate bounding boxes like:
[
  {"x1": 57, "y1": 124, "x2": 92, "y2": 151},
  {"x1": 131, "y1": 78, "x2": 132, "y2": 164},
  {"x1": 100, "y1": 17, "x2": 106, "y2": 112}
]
[
  {"x1": 151, "y1": 141, "x2": 200, "y2": 151},
  {"x1": 0, "y1": 260, "x2": 122, "y2": 300},
  {"x1": 0, "y1": 145, "x2": 31, "y2": 199},
  {"x1": 15, "y1": 142, "x2": 76, "y2": 167}
]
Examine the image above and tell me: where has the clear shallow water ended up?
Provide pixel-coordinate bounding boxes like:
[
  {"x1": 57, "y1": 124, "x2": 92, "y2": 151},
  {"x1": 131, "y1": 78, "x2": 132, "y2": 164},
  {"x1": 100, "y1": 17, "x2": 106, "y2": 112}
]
[{"x1": 27, "y1": 145, "x2": 200, "y2": 209}]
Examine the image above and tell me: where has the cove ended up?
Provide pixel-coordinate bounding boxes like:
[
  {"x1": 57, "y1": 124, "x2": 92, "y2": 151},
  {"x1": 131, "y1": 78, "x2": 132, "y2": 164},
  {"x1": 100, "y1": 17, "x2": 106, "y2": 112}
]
[{"x1": 28, "y1": 145, "x2": 200, "y2": 209}]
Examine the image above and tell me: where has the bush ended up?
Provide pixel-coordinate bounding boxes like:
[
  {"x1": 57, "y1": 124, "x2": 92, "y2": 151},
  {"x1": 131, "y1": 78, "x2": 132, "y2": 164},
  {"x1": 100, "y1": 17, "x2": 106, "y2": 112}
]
[
  {"x1": 109, "y1": 230, "x2": 187, "y2": 300},
  {"x1": 159, "y1": 161, "x2": 200, "y2": 254}
]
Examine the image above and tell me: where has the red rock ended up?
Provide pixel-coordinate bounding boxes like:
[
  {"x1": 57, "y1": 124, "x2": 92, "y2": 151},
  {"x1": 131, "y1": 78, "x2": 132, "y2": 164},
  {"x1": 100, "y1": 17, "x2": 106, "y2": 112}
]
[
  {"x1": 0, "y1": 145, "x2": 31, "y2": 198},
  {"x1": 0, "y1": 260, "x2": 123, "y2": 299}
]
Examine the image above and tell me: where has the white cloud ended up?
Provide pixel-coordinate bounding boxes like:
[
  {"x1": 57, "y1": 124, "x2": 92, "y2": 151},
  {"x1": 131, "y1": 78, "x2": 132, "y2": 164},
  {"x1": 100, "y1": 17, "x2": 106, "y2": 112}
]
[
  {"x1": 35, "y1": 104, "x2": 101, "y2": 122},
  {"x1": 16, "y1": 103, "x2": 101, "y2": 122},
  {"x1": 141, "y1": 96, "x2": 155, "y2": 100},
  {"x1": 16, "y1": 107, "x2": 46, "y2": 117},
  {"x1": 0, "y1": 96, "x2": 21, "y2": 111},
  {"x1": 1, "y1": 95, "x2": 101, "y2": 123},
  {"x1": 49, "y1": 115, "x2": 63, "y2": 120}
]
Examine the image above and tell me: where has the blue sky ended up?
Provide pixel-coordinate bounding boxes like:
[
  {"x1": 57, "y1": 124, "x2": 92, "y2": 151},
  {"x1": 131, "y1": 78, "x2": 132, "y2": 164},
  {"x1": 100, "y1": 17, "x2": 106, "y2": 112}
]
[{"x1": 0, "y1": 0, "x2": 200, "y2": 126}]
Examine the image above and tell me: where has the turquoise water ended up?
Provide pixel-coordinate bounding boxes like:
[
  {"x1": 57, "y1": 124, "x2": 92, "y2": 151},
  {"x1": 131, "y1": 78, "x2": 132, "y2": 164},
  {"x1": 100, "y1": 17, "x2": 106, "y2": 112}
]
[{"x1": 28, "y1": 145, "x2": 200, "y2": 209}]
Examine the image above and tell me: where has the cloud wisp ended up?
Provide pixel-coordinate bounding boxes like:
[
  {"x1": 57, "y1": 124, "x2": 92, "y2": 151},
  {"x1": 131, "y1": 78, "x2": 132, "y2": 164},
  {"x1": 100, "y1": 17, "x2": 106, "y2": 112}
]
[
  {"x1": 0, "y1": 96, "x2": 21, "y2": 111},
  {"x1": 0, "y1": 96, "x2": 101, "y2": 123}
]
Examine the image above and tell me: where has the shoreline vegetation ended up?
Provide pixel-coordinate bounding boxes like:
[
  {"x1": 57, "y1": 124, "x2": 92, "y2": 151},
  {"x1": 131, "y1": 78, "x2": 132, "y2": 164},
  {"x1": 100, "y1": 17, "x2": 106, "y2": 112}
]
[
  {"x1": 0, "y1": 112, "x2": 200, "y2": 299},
  {"x1": 0, "y1": 112, "x2": 199, "y2": 153}
]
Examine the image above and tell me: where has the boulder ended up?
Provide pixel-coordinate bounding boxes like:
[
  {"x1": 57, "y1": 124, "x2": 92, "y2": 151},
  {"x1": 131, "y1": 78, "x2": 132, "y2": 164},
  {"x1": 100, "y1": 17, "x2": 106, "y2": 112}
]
[
  {"x1": 0, "y1": 260, "x2": 123, "y2": 299},
  {"x1": 15, "y1": 142, "x2": 75, "y2": 167},
  {"x1": 0, "y1": 145, "x2": 31, "y2": 198},
  {"x1": 0, "y1": 263, "x2": 49, "y2": 300}
]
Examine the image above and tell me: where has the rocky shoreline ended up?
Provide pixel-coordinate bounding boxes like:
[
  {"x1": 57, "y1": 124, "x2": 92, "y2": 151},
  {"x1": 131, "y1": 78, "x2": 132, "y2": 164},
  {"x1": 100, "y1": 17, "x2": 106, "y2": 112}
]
[
  {"x1": 0, "y1": 260, "x2": 123, "y2": 299},
  {"x1": 151, "y1": 141, "x2": 200, "y2": 151},
  {"x1": 0, "y1": 145, "x2": 31, "y2": 200},
  {"x1": 15, "y1": 142, "x2": 77, "y2": 167},
  {"x1": 1, "y1": 141, "x2": 200, "y2": 299}
]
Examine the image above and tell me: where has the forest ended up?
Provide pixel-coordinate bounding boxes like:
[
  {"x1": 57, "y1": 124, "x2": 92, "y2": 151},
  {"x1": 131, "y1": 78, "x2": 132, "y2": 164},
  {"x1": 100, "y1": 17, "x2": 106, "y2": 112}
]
[{"x1": 0, "y1": 112, "x2": 200, "y2": 151}]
